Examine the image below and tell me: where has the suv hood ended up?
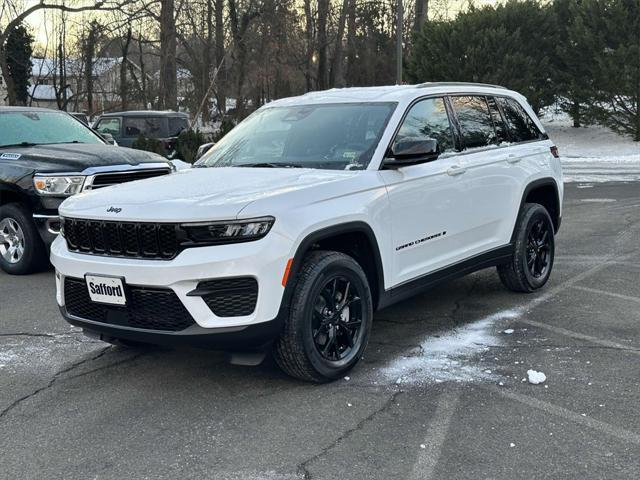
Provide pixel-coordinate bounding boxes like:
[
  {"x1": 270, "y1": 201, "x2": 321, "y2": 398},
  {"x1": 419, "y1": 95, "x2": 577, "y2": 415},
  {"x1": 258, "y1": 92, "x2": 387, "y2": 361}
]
[
  {"x1": 59, "y1": 167, "x2": 359, "y2": 222},
  {"x1": 0, "y1": 143, "x2": 168, "y2": 173}
]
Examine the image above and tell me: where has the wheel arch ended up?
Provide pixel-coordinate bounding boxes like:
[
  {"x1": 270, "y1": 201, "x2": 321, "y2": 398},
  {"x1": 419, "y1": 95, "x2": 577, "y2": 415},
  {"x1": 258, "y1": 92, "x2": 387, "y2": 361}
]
[
  {"x1": 285, "y1": 222, "x2": 386, "y2": 311},
  {"x1": 512, "y1": 178, "x2": 561, "y2": 242}
]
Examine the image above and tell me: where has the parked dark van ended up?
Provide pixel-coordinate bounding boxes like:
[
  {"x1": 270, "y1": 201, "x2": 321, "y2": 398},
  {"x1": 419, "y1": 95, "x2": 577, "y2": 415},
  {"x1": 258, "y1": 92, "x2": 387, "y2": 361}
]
[{"x1": 93, "y1": 111, "x2": 189, "y2": 155}]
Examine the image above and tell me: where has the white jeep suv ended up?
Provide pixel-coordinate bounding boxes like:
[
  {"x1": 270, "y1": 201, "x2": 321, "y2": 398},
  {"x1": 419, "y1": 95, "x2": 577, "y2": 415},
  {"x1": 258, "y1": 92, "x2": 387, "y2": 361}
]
[{"x1": 51, "y1": 83, "x2": 563, "y2": 382}]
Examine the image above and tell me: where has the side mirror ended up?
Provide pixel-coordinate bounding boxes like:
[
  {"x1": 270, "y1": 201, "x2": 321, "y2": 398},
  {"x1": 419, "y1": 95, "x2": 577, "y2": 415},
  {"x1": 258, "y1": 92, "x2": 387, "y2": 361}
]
[
  {"x1": 383, "y1": 138, "x2": 440, "y2": 168},
  {"x1": 100, "y1": 132, "x2": 117, "y2": 145},
  {"x1": 195, "y1": 142, "x2": 215, "y2": 160}
]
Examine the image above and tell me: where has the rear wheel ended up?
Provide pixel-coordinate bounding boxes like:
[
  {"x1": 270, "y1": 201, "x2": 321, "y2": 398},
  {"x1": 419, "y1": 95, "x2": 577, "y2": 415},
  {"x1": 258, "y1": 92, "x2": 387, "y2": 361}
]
[
  {"x1": 498, "y1": 202, "x2": 555, "y2": 292},
  {"x1": 0, "y1": 203, "x2": 48, "y2": 275},
  {"x1": 274, "y1": 251, "x2": 373, "y2": 383}
]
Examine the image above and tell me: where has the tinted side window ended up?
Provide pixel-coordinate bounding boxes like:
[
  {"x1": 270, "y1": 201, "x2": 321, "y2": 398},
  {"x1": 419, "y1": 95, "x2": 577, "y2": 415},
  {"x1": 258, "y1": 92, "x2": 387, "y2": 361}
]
[
  {"x1": 123, "y1": 117, "x2": 168, "y2": 138},
  {"x1": 96, "y1": 118, "x2": 121, "y2": 136},
  {"x1": 496, "y1": 97, "x2": 542, "y2": 142},
  {"x1": 168, "y1": 117, "x2": 188, "y2": 136},
  {"x1": 450, "y1": 96, "x2": 497, "y2": 149},
  {"x1": 394, "y1": 97, "x2": 454, "y2": 154},
  {"x1": 487, "y1": 97, "x2": 509, "y2": 144}
]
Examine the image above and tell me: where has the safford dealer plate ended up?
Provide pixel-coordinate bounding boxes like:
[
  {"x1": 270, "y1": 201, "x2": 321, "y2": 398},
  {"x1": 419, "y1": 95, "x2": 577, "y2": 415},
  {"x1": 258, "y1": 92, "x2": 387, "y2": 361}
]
[{"x1": 85, "y1": 275, "x2": 127, "y2": 305}]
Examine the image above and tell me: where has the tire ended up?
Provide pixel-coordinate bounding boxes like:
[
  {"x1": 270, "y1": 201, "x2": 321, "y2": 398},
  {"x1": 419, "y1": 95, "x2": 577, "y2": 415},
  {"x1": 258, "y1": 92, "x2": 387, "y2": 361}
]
[
  {"x1": 497, "y1": 202, "x2": 555, "y2": 293},
  {"x1": 273, "y1": 250, "x2": 373, "y2": 383},
  {"x1": 0, "y1": 203, "x2": 48, "y2": 275}
]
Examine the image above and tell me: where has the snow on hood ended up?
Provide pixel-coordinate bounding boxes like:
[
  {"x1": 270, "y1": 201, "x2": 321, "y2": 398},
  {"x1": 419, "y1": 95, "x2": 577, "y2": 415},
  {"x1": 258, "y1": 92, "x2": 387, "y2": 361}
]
[{"x1": 60, "y1": 166, "x2": 359, "y2": 222}]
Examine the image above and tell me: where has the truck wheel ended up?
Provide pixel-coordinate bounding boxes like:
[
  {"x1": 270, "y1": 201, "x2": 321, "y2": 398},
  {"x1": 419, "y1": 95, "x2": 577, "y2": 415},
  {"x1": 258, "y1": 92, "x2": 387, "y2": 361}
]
[
  {"x1": 274, "y1": 250, "x2": 373, "y2": 383},
  {"x1": 497, "y1": 202, "x2": 555, "y2": 293},
  {"x1": 0, "y1": 203, "x2": 48, "y2": 275}
]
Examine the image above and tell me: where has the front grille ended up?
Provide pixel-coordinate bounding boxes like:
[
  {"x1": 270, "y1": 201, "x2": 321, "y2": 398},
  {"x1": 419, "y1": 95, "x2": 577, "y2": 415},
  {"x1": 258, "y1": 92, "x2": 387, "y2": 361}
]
[
  {"x1": 87, "y1": 168, "x2": 171, "y2": 189},
  {"x1": 62, "y1": 218, "x2": 179, "y2": 259},
  {"x1": 64, "y1": 277, "x2": 195, "y2": 331},
  {"x1": 192, "y1": 277, "x2": 258, "y2": 317}
]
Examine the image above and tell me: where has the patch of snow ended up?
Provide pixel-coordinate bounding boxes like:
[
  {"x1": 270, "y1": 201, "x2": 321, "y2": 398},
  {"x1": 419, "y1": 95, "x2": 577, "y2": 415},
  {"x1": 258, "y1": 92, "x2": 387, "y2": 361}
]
[
  {"x1": 503, "y1": 329, "x2": 515, "y2": 334},
  {"x1": 527, "y1": 370, "x2": 547, "y2": 385},
  {"x1": 541, "y1": 111, "x2": 640, "y2": 183},
  {"x1": 378, "y1": 309, "x2": 520, "y2": 385}
]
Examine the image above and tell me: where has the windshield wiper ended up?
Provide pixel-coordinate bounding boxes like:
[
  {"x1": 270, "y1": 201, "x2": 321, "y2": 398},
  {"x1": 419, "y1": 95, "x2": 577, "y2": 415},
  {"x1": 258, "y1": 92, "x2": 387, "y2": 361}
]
[
  {"x1": 237, "y1": 162, "x2": 304, "y2": 168},
  {"x1": 0, "y1": 142, "x2": 38, "y2": 148}
]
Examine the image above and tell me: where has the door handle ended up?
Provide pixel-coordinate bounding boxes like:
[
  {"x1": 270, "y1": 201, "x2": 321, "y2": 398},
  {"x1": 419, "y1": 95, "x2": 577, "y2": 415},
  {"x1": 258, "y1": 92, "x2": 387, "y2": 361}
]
[
  {"x1": 447, "y1": 165, "x2": 467, "y2": 176},
  {"x1": 505, "y1": 153, "x2": 521, "y2": 164}
]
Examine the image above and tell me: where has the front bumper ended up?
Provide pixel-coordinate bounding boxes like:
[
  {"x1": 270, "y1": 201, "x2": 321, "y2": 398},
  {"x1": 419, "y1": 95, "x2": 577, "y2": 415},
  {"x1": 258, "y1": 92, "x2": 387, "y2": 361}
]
[
  {"x1": 51, "y1": 231, "x2": 293, "y2": 341},
  {"x1": 33, "y1": 213, "x2": 61, "y2": 246}
]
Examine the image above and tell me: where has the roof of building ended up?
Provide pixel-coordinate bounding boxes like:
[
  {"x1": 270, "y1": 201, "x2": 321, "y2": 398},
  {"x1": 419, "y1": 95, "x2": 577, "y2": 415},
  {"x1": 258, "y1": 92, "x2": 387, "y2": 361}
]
[
  {"x1": 31, "y1": 57, "x2": 123, "y2": 78},
  {"x1": 28, "y1": 84, "x2": 73, "y2": 100}
]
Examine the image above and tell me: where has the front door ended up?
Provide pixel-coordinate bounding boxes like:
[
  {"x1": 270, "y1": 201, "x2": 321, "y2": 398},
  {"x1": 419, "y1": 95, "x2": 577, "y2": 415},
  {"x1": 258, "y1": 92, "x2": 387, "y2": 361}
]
[{"x1": 380, "y1": 97, "x2": 472, "y2": 287}]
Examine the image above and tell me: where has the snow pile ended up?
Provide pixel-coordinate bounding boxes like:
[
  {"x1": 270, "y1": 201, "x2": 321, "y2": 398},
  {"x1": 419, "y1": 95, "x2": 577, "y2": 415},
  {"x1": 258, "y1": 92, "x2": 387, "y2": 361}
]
[
  {"x1": 378, "y1": 309, "x2": 520, "y2": 385},
  {"x1": 527, "y1": 369, "x2": 547, "y2": 385},
  {"x1": 541, "y1": 110, "x2": 640, "y2": 183}
]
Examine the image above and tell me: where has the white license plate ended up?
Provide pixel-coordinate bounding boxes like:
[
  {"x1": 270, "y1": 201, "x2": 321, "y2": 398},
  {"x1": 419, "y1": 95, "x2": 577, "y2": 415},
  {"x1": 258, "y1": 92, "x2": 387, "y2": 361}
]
[{"x1": 85, "y1": 275, "x2": 127, "y2": 306}]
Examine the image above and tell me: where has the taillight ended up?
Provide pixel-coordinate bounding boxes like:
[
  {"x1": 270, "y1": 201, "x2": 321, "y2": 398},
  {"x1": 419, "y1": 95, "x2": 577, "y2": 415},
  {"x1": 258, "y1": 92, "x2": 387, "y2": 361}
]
[{"x1": 550, "y1": 145, "x2": 559, "y2": 158}]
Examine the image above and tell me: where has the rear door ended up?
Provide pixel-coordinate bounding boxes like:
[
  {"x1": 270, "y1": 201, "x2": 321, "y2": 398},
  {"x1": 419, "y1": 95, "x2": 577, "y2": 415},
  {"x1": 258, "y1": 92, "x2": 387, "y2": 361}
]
[
  {"x1": 381, "y1": 96, "x2": 474, "y2": 286},
  {"x1": 448, "y1": 95, "x2": 524, "y2": 253}
]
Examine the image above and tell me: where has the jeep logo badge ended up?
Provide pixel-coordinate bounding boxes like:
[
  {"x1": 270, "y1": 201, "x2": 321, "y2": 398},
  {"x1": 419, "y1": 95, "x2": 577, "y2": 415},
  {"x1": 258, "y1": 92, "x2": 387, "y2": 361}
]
[{"x1": 107, "y1": 206, "x2": 122, "y2": 213}]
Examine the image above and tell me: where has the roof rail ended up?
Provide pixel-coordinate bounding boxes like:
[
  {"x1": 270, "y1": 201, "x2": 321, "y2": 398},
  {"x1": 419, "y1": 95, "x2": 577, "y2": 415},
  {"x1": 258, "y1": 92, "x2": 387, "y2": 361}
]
[{"x1": 417, "y1": 81, "x2": 507, "y2": 90}]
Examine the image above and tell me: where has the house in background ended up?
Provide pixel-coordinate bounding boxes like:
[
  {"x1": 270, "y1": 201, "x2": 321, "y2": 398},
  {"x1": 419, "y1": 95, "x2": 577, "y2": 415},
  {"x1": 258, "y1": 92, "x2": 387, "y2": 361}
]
[{"x1": 29, "y1": 57, "x2": 153, "y2": 114}]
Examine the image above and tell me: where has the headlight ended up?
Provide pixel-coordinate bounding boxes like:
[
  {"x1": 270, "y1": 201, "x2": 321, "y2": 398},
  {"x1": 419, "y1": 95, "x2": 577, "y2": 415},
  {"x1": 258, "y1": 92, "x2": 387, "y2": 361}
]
[
  {"x1": 182, "y1": 216, "x2": 275, "y2": 245},
  {"x1": 34, "y1": 175, "x2": 85, "y2": 196}
]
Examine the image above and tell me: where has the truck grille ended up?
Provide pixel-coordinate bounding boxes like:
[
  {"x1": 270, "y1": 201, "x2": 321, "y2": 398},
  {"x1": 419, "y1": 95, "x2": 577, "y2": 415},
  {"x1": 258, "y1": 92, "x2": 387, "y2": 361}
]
[
  {"x1": 86, "y1": 168, "x2": 170, "y2": 190},
  {"x1": 62, "y1": 218, "x2": 180, "y2": 259},
  {"x1": 64, "y1": 277, "x2": 195, "y2": 331}
]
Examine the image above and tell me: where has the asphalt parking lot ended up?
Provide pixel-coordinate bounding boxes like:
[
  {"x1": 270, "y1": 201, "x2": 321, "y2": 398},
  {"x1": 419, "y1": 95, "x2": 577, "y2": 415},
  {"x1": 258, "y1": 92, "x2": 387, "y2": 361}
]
[{"x1": 1, "y1": 182, "x2": 639, "y2": 480}]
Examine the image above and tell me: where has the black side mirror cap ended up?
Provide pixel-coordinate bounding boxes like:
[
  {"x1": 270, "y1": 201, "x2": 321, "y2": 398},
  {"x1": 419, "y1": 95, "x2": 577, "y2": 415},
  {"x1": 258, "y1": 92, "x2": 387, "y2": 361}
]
[
  {"x1": 195, "y1": 142, "x2": 215, "y2": 160},
  {"x1": 383, "y1": 138, "x2": 440, "y2": 168}
]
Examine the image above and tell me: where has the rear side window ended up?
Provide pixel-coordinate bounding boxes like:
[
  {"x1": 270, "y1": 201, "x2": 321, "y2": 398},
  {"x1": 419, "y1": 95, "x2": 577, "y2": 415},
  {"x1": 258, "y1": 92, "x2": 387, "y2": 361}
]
[
  {"x1": 168, "y1": 117, "x2": 189, "y2": 137},
  {"x1": 486, "y1": 97, "x2": 509, "y2": 144},
  {"x1": 123, "y1": 117, "x2": 168, "y2": 138},
  {"x1": 496, "y1": 97, "x2": 543, "y2": 142},
  {"x1": 394, "y1": 97, "x2": 454, "y2": 154},
  {"x1": 450, "y1": 96, "x2": 497, "y2": 149}
]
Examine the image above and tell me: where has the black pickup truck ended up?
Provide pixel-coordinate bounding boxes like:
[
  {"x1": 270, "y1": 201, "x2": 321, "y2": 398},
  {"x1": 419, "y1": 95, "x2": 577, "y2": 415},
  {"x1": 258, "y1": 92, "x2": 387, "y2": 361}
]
[{"x1": 0, "y1": 107, "x2": 173, "y2": 275}]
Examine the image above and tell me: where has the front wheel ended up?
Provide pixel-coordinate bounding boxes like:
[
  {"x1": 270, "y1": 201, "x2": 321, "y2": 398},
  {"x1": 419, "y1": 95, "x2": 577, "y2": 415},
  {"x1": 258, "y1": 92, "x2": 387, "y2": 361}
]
[
  {"x1": 274, "y1": 250, "x2": 373, "y2": 383},
  {"x1": 0, "y1": 203, "x2": 48, "y2": 275},
  {"x1": 497, "y1": 202, "x2": 555, "y2": 292}
]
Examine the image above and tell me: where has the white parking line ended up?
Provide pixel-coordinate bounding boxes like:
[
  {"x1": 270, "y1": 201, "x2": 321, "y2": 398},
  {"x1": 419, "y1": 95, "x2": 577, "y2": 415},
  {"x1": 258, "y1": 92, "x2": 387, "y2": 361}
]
[
  {"x1": 571, "y1": 285, "x2": 640, "y2": 305},
  {"x1": 408, "y1": 391, "x2": 461, "y2": 480},
  {"x1": 518, "y1": 318, "x2": 640, "y2": 354},
  {"x1": 487, "y1": 386, "x2": 640, "y2": 445}
]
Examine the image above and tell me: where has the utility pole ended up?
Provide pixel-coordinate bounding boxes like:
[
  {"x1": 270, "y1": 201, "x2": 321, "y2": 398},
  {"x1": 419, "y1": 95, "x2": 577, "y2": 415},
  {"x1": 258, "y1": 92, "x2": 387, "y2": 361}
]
[{"x1": 396, "y1": 0, "x2": 403, "y2": 84}]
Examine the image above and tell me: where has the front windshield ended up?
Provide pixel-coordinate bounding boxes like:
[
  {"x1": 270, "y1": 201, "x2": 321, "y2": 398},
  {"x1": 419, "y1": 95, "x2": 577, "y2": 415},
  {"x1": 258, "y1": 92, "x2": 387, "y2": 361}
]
[
  {"x1": 0, "y1": 111, "x2": 104, "y2": 147},
  {"x1": 197, "y1": 102, "x2": 397, "y2": 170}
]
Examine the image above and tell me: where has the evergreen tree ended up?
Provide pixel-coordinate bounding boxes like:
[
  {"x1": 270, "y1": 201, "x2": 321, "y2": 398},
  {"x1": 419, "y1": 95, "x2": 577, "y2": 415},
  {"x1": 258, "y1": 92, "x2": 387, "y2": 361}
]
[
  {"x1": 5, "y1": 23, "x2": 33, "y2": 106},
  {"x1": 407, "y1": 1, "x2": 557, "y2": 113},
  {"x1": 553, "y1": 0, "x2": 595, "y2": 127},
  {"x1": 569, "y1": 0, "x2": 640, "y2": 140}
]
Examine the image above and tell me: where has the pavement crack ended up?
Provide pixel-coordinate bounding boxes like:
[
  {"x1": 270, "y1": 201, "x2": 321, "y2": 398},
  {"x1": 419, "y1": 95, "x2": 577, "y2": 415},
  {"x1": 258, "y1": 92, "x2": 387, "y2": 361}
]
[
  {"x1": 296, "y1": 391, "x2": 403, "y2": 479},
  {"x1": 0, "y1": 346, "x2": 112, "y2": 422}
]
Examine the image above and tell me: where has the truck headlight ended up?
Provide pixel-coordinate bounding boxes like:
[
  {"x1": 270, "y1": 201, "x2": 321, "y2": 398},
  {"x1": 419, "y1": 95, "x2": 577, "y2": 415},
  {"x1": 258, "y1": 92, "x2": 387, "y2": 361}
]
[
  {"x1": 182, "y1": 217, "x2": 275, "y2": 244},
  {"x1": 34, "y1": 175, "x2": 85, "y2": 196}
]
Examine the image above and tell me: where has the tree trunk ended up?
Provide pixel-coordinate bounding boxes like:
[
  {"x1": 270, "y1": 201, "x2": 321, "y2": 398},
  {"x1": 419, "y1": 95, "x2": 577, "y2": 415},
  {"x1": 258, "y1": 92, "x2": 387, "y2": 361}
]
[
  {"x1": 303, "y1": 0, "x2": 314, "y2": 92},
  {"x1": 330, "y1": 0, "x2": 349, "y2": 88},
  {"x1": 345, "y1": 0, "x2": 356, "y2": 87},
  {"x1": 215, "y1": 0, "x2": 225, "y2": 117},
  {"x1": 120, "y1": 26, "x2": 132, "y2": 111},
  {"x1": 159, "y1": 0, "x2": 178, "y2": 110},
  {"x1": 317, "y1": 0, "x2": 330, "y2": 90},
  {"x1": 571, "y1": 99, "x2": 581, "y2": 128},
  {"x1": 414, "y1": 0, "x2": 428, "y2": 35}
]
